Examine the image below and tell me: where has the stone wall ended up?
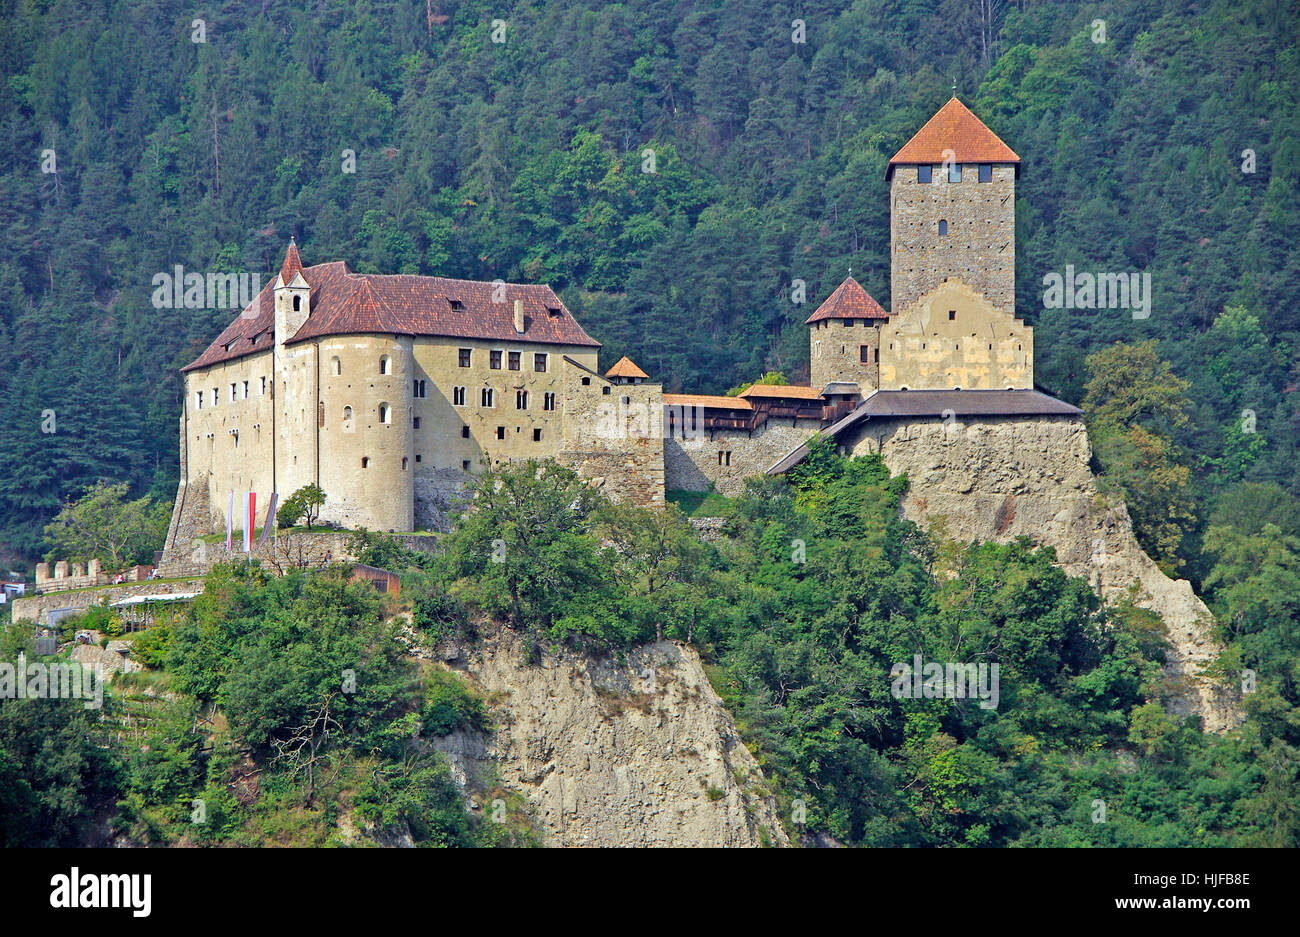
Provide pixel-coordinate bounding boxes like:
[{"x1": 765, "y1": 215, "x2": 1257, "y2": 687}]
[
  {"x1": 414, "y1": 466, "x2": 473, "y2": 532},
  {"x1": 156, "y1": 529, "x2": 441, "y2": 580},
  {"x1": 558, "y1": 370, "x2": 664, "y2": 507},
  {"x1": 10, "y1": 578, "x2": 207, "y2": 627},
  {"x1": 809, "y1": 319, "x2": 880, "y2": 393},
  {"x1": 878, "y1": 280, "x2": 1032, "y2": 390},
  {"x1": 842, "y1": 414, "x2": 1240, "y2": 732},
  {"x1": 890, "y1": 162, "x2": 1015, "y2": 315},
  {"x1": 665, "y1": 419, "x2": 817, "y2": 496}
]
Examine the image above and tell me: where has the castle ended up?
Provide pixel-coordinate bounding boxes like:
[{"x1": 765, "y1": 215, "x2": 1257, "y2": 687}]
[{"x1": 162, "y1": 98, "x2": 1080, "y2": 553}]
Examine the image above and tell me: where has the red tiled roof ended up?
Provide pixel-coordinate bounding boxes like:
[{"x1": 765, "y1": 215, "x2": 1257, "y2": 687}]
[
  {"x1": 738, "y1": 384, "x2": 823, "y2": 400},
  {"x1": 804, "y1": 276, "x2": 890, "y2": 324},
  {"x1": 605, "y1": 356, "x2": 650, "y2": 379},
  {"x1": 662, "y1": 393, "x2": 753, "y2": 411},
  {"x1": 279, "y1": 239, "x2": 303, "y2": 284},
  {"x1": 183, "y1": 253, "x2": 600, "y2": 372},
  {"x1": 886, "y1": 97, "x2": 1019, "y2": 177}
]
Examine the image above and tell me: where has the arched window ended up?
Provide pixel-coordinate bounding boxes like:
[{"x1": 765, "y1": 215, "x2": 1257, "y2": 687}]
[
  {"x1": 378, "y1": 403, "x2": 391, "y2": 424},
  {"x1": 938, "y1": 219, "x2": 948, "y2": 235},
  {"x1": 362, "y1": 457, "x2": 369, "y2": 468},
  {"x1": 343, "y1": 406, "x2": 353, "y2": 421},
  {"x1": 379, "y1": 355, "x2": 391, "y2": 375}
]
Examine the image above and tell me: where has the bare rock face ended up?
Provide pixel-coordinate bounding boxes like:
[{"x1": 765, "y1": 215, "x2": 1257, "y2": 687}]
[
  {"x1": 851, "y1": 416, "x2": 1242, "y2": 732},
  {"x1": 433, "y1": 626, "x2": 790, "y2": 847}
]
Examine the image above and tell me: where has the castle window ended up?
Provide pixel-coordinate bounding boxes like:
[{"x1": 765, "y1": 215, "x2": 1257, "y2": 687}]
[
  {"x1": 292, "y1": 295, "x2": 301, "y2": 311},
  {"x1": 874, "y1": 347, "x2": 879, "y2": 363},
  {"x1": 496, "y1": 426, "x2": 505, "y2": 440},
  {"x1": 490, "y1": 350, "x2": 502, "y2": 369},
  {"x1": 414, "y1": 417, "x2": 421, "y2": 429},
  {"x1": 859, "y1": 345, "x2": 870, "y2": 363},
  {"x1": 243, "y1": 380, "x2": 249, "y2": 398},
  {"x1": 842, "y1": 319, "x2": 852, "y2": 327},
  {"x1": 581, "y1": 376, "x2": 591, "y2": 386},
  {"x1": 948, "y1": 310, "x2": 956, "y2": 320},
  {"x1": 509, "y1": 351, "x2": 521, "y2": 370},
  {"x1": 231, "y1": 382, "x2": 237, "y2": 400},
  {"x1": 416, "y1": 454, "x2": 422, "y2": 462},
  {"x1": 362, "y1": 457, "x2": 369, "y2": 468},
  {"x1": 413, "y1": 379, "x2": 426, "y2": 398},
  {"x1": 197, "y1": 391, "x2": 204, "y2": 409},
  {"x1": 481, "y1": 388, "x2": 495, "y2": 407},
  {"x1": 331, "y1": 357, "x2": 341, "y2": 376},
  {"x1": 949, "y1": 164, "x2": 962, "y2": 183},
  {"x1": 462, "y1": 460, "x2": 471, "y2": 471},
  {"x1": 343, "y1": 406, "x2": 353, "y2": 421},
  {"x1": 380, "y1": 355, "x2": 391, "y2": 375},
  {"x1": 979, "y1": 164, "x2": 992, "y2": 183},
  {"x1": 938, "y1": 220, "x2": 948, "y2": 235},
  {"x1": 534, "y1": 353, "x2": 547, "y2": 372},
  {"x1": 458, "y1": 348, "x2": 471, "y2": 367},
  {"x1": 917, "y1": 165, "x2": 932, "y2": 183},
  {"x1": 453, "y1": 386, "x2": 466, "y2": 406},
  {"x1": 461, "y1": 425, "x2": 469, "y2": 438},
  {"x1": 261, "y1": 377, "x2": 266, "y2": 395},
  {"x1": 602, "y1": 386, "x2": 611, "y2": 395},
  {"x1": 533, "y1": 428, "x2": 542, "y2": 442},
  {"x1": 379, "y1": 403, "x2": 391, "y2": 424},
  {"x1": 543, "y1": 392, "x2": 556, "y2": 411},
  {"x1": 402, "y1": 457, "x2": 408, "y2": 471},
  {"x1": 516, "y1": 390, "x2": 528, "y2": 409},
  {"x1": 213, "y1": 387, "x2": 219, "y2": 404}
]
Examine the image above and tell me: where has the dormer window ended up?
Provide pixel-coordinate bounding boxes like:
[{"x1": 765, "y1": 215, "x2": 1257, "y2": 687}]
[
  {"x1": 449, "y1": 299, "x2": 464, "y2": 310},
  {"x1": 547, "y1": 306, "x2": 561, "y2": 317}
]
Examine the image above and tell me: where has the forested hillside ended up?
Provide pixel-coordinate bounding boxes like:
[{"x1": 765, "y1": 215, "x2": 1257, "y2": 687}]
[{"x1": 1, "y1": 0, "x2": 1297, "y2": 580}]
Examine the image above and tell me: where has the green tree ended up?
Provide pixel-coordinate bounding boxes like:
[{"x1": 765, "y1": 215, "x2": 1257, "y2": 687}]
[{"x1": 42, "y1": 481, "x2": 169, "y2": 568}]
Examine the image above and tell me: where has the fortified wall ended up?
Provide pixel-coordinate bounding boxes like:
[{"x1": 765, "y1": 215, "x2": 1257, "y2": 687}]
[{"x1": 557, "y1": 359, "x2": 664, "y2": 507}]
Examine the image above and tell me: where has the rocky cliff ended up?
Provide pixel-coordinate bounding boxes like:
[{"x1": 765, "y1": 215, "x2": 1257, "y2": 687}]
[
  {"x1": 851, "y1": 415, "x2": 1241, "y2": 732},
  {"x1": 418, "y1": 625, "x2": 789, "y2": 847}
]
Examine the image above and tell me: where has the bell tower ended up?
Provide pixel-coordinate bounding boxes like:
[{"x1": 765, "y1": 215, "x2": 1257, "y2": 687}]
[{"x1": 274, "y1": 237, "x2": 310, "y2": 349}]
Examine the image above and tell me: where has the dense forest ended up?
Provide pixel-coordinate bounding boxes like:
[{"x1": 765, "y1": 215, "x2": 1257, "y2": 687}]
[{"x1": 1, "y1": 0, "x2": 1298, "y2": 574}]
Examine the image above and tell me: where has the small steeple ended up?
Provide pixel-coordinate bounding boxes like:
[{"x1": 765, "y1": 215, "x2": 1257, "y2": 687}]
[{"x1": 279, "y1": 237, "x2": 304, "y2": 285}]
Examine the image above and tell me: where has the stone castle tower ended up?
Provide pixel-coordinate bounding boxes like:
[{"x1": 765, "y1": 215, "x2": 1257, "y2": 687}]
[
  {"x1": 806, "y1": 97, "x2": 1031, "y2": 395},
  {"x1": 888, "y1": 96, "x2": 1020, "y2": 317}
]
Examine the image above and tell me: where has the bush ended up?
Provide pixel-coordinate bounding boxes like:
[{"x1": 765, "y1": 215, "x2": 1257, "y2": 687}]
[{"x1": 421, "y1": 668, "x2": 489, "y2": 736}]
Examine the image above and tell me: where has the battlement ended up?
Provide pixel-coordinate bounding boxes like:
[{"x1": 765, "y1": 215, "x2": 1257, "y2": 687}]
[{"x1": 34, "y1": 559, "x2": 155, "y2": 594}]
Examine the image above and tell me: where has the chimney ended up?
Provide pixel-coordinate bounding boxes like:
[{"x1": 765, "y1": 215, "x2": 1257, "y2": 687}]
[{"x1": 513, "y1": 299, "x2": 525, "y2": 334}]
